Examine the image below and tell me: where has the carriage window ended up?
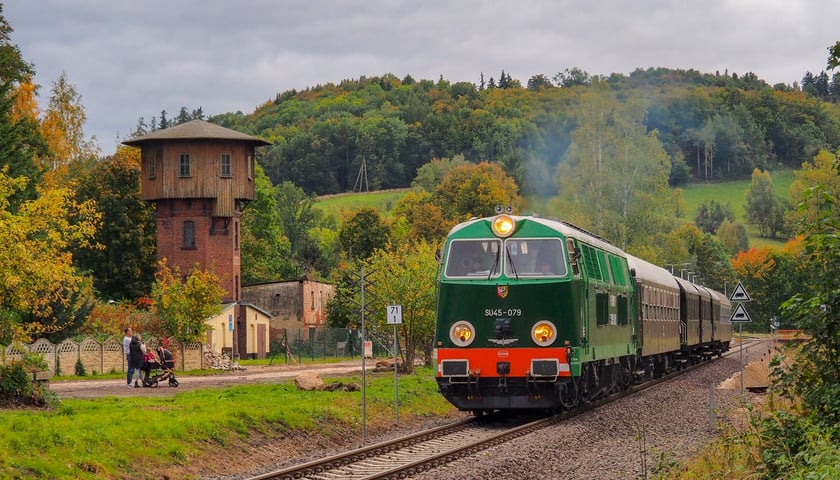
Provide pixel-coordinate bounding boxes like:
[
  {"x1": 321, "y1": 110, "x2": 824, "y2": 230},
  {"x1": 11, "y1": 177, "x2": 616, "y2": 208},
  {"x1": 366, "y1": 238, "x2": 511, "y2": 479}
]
[{"x1": 444, "y1": 239, "x2": 502, "y2": 278}]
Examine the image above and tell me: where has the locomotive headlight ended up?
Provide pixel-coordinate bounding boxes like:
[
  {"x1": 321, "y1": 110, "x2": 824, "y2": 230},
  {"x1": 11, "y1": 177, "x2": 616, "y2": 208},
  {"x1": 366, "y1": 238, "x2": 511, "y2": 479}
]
[
  {"x1": 450, "y1": 321, "x2": 475, "y2": 347},
  {"x1": 531, "y1": 320, "x2": 557, "y2": 346},
  {"x1": 491, "y1": 215, "x2": 515, "y2": 238}
]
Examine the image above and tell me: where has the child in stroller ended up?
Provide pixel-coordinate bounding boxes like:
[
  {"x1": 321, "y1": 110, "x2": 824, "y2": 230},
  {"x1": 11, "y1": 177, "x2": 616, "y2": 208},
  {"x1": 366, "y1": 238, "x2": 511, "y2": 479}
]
[{"x1": 141, "y1": 346, "x2": 179, "y2": 387}]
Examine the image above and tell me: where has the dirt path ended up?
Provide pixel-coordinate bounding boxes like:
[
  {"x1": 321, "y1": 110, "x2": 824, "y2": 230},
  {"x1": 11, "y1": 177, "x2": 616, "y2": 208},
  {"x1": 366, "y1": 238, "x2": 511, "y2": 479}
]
[{"x1": 49, "y1": 359, "x2": 372, "y2": 399}]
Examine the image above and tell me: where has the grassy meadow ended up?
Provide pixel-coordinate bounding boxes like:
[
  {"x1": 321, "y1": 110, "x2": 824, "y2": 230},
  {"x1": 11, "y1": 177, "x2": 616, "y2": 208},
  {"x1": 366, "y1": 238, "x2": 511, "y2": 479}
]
[
  {"x1": 315, "y1": 188, "x2": 410, "y2": 219},
  {"x1": 680, "y1": 168, "x2": 795, "y2": 249},
  {"x1": 3, "y1": 367, "x2": 450, "y2": 479}
]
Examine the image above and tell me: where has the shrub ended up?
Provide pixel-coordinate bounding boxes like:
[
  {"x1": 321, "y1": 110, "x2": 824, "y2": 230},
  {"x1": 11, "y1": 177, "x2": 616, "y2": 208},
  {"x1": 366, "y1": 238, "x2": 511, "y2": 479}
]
[
  {"x1": 0, "y1": 352, "x2": 55, "y2": 407},
  {"x1": 75, "y1": 358, "x2": 86, "y2": 376}
]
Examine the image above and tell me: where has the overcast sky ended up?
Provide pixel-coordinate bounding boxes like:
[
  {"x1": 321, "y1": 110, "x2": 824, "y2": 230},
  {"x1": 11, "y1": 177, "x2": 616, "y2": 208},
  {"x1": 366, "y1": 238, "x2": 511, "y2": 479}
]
[{"x1": 4, "y1": 0, "x2": 839, "y2": 156}]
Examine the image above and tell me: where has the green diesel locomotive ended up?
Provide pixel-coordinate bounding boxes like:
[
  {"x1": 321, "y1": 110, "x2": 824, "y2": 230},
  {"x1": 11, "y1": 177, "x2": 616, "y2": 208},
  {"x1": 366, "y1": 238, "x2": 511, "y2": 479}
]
[{"x1": 434, "y1": 213, "x2": 732, "y2": 413}]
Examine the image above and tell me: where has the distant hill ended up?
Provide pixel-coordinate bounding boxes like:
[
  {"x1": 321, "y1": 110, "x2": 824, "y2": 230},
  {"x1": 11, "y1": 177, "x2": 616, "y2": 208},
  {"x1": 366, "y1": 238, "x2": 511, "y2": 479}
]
[{"x1": 209, "y1": 69, "x2": 839, "y2": 199}]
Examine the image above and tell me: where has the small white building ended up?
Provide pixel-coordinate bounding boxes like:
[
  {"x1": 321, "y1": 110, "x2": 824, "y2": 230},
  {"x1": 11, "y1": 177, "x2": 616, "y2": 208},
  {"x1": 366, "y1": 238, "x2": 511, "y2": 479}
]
[{"x1": 204, "y1": 303, "x2": 272, "y2": 359}]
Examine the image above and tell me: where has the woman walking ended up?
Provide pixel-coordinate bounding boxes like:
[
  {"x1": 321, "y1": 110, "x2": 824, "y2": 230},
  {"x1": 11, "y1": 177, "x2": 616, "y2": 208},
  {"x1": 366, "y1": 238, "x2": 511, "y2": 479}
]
[{"x1": 128, "y1": 333, "x2": 146, "y2": 388}]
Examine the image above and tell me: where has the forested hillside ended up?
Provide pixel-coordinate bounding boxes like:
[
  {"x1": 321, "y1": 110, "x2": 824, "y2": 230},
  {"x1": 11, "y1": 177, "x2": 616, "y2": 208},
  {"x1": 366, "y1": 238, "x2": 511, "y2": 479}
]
[{"x1": 201, "y1": 69, "x2": 840, "y2": 198}]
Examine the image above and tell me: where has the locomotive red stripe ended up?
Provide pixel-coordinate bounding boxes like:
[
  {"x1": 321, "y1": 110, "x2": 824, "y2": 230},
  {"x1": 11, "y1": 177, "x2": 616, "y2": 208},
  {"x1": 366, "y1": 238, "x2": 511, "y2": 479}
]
[{"x1": 436, "y1": 347, "x2": 572, "y2": 378}]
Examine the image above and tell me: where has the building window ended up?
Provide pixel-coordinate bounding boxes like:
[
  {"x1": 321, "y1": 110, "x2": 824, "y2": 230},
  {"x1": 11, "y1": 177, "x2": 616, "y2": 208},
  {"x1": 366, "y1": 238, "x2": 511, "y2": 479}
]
[
  {"x1": 146, "y1": 152, "x2": 155, "y2": 178},
  {"x1": 183, "y1": 221, "x2": 196, "y2": 249},
  {"x1": 179, "y1": 153, "x2": 191, "y2": 177},
  {"x1": 247, "y1": 154, "x2": 253, "y2": 179},
  {"x1": 234, "y1": 221, "x2": 239, "y2": 250},
  {"x1": 220, "y1": 154, "x2": 231, "y2": 177}
]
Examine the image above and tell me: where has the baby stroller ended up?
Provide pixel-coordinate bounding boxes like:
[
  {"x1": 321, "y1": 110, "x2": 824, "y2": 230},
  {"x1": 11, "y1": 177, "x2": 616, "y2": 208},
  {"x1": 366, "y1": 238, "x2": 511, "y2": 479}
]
[{"x1": 142, "y1": 346, "x2": 179, "y2": 388}]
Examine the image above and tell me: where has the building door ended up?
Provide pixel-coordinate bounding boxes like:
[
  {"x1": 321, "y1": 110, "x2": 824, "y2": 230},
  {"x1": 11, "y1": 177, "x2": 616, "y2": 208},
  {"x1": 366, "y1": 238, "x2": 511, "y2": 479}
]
[{"x1": 257, "y1": 324, "x2": 267, "y2": 359}]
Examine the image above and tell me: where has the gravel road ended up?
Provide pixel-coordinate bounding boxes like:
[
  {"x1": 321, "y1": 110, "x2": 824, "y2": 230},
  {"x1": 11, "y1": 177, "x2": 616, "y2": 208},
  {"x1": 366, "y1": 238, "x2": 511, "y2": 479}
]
[{"x1": 48, "y1": 359, "x2": 372, "y2": 399}]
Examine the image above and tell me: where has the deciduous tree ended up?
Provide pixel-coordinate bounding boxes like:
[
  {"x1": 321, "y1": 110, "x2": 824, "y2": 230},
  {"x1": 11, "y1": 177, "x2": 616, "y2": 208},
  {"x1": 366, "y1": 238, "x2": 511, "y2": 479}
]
[
  {"x1": 364, "y1": 241, "x2": 438, "y2": 372},
  {"x1": 788, "y1": 148, "x2": 840, "y2": 231},
  {"x1": 0, "y1": 169, "x2": 100, "y2": 343},
  {"x1": 554, "y1": 88, "x2": 672, "y2": 249},
  {"x1": 778, "y1": 173, "x2": 840, "y2": 426},
  {"x1": 275, "y1": 180, "x2": 326, "y2": 276},
  {"x1": 240, "y1": 164, "x2": 295, "y2": 283},
  {"x1": 151, "y1": 260, "x2": 224, "y2": 342},
  {"x1": 434, "y1": 161, "x2": 520, "y2": 221},
  {"x1": 338, "y1": 207, "x2": 390, "y2": 261},
  {"x1": 744, "y1": 168, "x2": 789, "y2": 238},
  {"x1": 39, "y1": 72, "x2": 99, "y2": 178}
]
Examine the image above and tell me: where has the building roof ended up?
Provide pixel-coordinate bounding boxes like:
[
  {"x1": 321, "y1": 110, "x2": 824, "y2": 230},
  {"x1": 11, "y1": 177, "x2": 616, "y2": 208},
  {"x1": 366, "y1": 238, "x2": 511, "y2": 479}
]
[{"x1": 122, "y1": 119, "x2": 271, "y2": 146}]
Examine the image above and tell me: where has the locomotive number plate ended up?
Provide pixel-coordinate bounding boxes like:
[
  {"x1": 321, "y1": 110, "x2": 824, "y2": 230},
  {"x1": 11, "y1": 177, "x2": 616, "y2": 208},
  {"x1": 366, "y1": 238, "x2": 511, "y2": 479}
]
[{"x1": 484, "y1": 308, "x2": 522, "y2": 317}]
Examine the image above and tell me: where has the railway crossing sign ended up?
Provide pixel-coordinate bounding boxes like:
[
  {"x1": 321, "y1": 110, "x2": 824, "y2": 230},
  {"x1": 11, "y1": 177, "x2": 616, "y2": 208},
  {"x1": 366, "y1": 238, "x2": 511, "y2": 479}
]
[
  {"x1": 729, "y1": 282, "x2": 751, "y2": 302},
  {"x1": 729, "y1": 303, "x2": 752, "y2": 323}
]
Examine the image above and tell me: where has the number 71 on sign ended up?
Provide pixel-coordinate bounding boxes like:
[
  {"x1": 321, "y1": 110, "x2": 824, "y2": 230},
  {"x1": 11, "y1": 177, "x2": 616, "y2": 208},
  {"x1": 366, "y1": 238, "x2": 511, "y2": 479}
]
[{"x1": 387, "y1": 305, "x2": 403, "y2": 324}]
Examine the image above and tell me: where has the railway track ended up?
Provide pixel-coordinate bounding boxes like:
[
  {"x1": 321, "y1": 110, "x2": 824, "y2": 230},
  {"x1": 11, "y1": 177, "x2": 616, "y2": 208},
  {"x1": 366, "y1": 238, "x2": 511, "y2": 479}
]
[{"x1": 247, "y1": 339, "x2": 764, "y2": 480}]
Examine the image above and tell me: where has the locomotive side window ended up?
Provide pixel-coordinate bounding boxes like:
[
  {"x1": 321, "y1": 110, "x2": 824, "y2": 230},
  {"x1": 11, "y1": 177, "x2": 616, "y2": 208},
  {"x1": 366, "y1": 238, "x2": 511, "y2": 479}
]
[
  {"x1": 566, "y1": 238, "x2": 580, "y2": 276},
  {"x1": 608, "y1": 255, "x2": 629, "y2": 286},
  {"x1": 580, "y1": 245, "x2": 604, "y2": 281},
  {"x1": 444, "y1": 239, "x2": 502, "y2": 278}
]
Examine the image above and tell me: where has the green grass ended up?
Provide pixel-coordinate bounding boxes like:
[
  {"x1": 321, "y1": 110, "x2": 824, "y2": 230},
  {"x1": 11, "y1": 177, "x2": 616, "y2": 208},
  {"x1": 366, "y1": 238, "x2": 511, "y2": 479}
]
[
  {"x1": 680, "y1": 168, "x2": 795, "y2": 249},
  {"x1": 680, "y1": 169, "x2": 795, "y2": 220},
  {"x1": 1, "y1": 367, "x2": 451, "y2": 479},
  {"x1": 315, "y1": 188, "x2": 410, "y2": 219}
]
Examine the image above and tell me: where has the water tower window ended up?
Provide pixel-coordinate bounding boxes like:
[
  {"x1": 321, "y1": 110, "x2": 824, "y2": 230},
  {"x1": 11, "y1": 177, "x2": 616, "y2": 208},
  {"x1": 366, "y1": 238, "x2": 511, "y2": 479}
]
[
  {"x1": 179, "y1": 153, "x2": 191, "y2": 177},
  {"x1": 146, "y1": 152, "x2": 155, "y2": 178},
  {"x1": 221, "y1": 154, "x2": 231, "y2": 177},
  {"x1": 183, "y1": 220, "x2": 196, "y2": 249}
]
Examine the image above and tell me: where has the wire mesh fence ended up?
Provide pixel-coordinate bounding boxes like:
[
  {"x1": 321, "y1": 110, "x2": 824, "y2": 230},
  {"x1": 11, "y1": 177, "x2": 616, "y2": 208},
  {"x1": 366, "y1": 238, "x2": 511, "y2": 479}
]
[{"x1": 269, "y1": 326, "x2": 395, "y2": 364}]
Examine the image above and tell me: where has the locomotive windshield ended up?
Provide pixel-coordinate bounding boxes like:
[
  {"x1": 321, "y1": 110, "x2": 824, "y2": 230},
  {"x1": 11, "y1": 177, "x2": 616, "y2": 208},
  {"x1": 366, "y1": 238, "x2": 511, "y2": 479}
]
[
  {"x1": 444, "y1": 239, "x2": 502, "y2": 278},
  {"x1": 444, "y1": 238, "x2": 567, "y2": 278},
  {"x1": 504, "y1": 238, "x2": 567, "y2": 277}
]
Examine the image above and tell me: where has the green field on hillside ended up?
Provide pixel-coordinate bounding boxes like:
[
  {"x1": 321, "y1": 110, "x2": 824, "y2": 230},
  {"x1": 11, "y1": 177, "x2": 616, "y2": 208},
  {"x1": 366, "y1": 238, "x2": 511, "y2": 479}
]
[
  {"x1": 313, "y1": 169, "x2": 797, "y2": 250},
  {"x1": 315, "y1": 188, "x2": 410, "y2": 218},
  {"x1": 680, "y1": 168, "x2": 795, "y2": 249},
  {"x1": 680, "y1": 169, "x2": 795, "y2": 220}
]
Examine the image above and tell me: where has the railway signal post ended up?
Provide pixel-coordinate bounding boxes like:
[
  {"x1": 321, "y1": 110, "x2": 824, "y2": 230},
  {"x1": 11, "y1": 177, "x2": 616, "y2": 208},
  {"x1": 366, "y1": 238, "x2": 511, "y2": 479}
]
[
  {"x1": 387, "y1": 304, "x2": 403, "y2": 426},
  {"x1": 729, "y1": 281, "x2": 752, "y2": 395}
]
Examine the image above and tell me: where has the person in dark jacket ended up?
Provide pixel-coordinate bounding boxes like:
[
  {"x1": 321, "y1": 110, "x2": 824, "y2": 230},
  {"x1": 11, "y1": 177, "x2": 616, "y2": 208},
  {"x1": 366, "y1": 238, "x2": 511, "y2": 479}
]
[{"x1": 128, "y1": 334, "x2": 146, "y2": 388}]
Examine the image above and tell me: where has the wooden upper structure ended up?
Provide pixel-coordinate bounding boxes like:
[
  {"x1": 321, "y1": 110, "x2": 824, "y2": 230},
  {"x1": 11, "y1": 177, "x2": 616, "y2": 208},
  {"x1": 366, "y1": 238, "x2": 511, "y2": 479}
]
[{"x1": 123, "y1": 119, "x2": 271, "y2": 218}]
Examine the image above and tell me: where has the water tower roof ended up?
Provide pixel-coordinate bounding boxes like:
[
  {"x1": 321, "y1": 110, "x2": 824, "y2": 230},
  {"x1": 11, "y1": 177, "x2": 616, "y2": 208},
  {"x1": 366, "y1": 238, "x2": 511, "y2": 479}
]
[{"x1": 123, "y1": 119, "x2": 271, "y2": 146}]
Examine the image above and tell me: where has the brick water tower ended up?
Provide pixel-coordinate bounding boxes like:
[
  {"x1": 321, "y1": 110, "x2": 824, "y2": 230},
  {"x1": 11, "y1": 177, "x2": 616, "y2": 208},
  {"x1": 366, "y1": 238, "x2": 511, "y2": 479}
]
[{"x1": 123, "y1": 120, "x2": 271, "y2": 302}]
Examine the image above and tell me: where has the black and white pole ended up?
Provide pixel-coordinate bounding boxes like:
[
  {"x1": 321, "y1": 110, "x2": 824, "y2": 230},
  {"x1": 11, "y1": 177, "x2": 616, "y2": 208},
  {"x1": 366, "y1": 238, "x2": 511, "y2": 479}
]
[
  {"x1": 360, "y1": 265, "x2": 367, "y2": 445},
  {"x1": 387, "y1": 304, "x2": 403, "y2": 426}
]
